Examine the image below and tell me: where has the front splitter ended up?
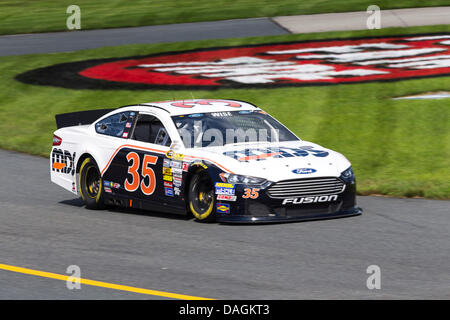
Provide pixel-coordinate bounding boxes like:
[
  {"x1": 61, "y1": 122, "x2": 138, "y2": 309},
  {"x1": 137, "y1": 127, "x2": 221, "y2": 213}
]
[{"x1": 217, "y1": 206, "x2": 362, "y2": 224}]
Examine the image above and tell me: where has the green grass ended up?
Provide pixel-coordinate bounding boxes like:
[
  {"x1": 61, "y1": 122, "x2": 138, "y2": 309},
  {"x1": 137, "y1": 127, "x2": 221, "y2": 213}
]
[
  {"x1": 0, "y1": 0, "x2": 448, "y2": 35},
  {"x1": 0, "y1": 25, "x2": 449, "y2": 198}
]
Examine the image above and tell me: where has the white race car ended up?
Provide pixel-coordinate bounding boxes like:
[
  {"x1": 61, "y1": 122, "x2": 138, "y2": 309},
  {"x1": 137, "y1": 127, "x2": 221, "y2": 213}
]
[{"x1": 51, "y1": 99, "x2": 362, "y2": 223}]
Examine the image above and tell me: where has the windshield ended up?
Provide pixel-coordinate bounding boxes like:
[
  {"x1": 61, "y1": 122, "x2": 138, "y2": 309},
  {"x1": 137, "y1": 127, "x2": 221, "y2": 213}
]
[{"x1": 172, "y1": 110, "x2": 299, "y2": 148}]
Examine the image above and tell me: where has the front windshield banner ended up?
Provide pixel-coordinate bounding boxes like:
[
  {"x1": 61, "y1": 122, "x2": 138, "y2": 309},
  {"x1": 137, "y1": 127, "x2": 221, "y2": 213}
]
[{"x1": 172, "y1": 110, "x2": 299, "y2": 148}]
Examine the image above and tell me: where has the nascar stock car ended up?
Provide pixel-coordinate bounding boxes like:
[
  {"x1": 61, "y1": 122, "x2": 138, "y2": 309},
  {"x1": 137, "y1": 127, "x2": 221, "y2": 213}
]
[{"x1": 50, "y1": 99, "x2": 362, "y2": 223}]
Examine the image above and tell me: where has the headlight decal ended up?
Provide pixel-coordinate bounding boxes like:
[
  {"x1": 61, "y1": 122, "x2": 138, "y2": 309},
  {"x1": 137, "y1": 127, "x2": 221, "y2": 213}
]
[
  {"x1": 219, "y1": 172, "x2": 267, "y2": 185},
  {"x1": 340, "y1": 166, "x2": 355, "y2": 183}
]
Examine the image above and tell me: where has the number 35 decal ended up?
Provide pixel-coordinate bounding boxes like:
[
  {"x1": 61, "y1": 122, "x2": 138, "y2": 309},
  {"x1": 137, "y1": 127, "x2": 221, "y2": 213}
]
[
  {"x1": 242, "y1": 188, "x2": 260, "y2": 199},
  {"x1": 124, "y1": 152, "x2": 158, "y2": 195}
]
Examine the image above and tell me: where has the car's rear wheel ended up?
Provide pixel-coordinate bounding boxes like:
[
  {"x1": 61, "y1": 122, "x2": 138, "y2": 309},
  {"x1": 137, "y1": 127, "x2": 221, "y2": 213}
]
[
  {"x1": 188, "y1": 170, "x2": 216, "y2": 222},
  {"x1": 78, "y1": 157, "x2": 105, "y2": 210}
]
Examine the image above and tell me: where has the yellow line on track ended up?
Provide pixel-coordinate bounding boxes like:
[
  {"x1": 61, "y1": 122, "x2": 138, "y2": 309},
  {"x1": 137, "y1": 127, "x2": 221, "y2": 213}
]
[{"x1": 0, "y1": 263, "x2": 213, "y2": 300}]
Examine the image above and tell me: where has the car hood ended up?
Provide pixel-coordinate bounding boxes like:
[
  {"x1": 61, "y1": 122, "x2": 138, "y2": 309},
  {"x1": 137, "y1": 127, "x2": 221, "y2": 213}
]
[{"x1": 188, "y1": 140, "x2": 351, "y2": 182}]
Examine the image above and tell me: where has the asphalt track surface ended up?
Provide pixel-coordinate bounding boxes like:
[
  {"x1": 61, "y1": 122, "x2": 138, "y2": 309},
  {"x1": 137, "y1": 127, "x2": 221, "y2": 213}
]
[
  {"x1": 1, "y1": 7, "x2": 449, "y2": 56},
  {"x1": 0, "y1": 149, "x2": 449, "y2": 299},
  {"x1": 0, "y1": 18, "x2": 287, "y2": 56}
]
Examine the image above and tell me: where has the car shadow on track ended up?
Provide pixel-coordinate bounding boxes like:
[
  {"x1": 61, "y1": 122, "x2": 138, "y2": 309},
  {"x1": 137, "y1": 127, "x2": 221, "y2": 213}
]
[
  {"x1": 59, "y1": 198, "x2": 85, "y2": 207},
  {"x1": 58, "y1": 197, "x2": 357, "y2": 225},
  {"x1": 59, "y1": 197, "x2": 193, "y2": 222},
  {"x1": 108, "y1": 206, "x2": 193, "y2": 221}
]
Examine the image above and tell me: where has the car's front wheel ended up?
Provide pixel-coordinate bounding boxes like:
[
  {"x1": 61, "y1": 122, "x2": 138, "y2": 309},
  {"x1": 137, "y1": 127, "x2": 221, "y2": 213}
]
[
  {"x1": 188, "y1": 170, "x2": 216, "y2": 222},
  {"x1": 78, "y1": 157, "x2": 105, "y2": 210}
]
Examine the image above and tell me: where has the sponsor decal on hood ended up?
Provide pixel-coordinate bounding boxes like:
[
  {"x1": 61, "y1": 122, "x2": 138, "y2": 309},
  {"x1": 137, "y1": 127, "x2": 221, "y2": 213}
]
[
  {"x1": 292, "y1": 168, "x2": 317, "y2": 174},
  {"x1": 223, "y1": 145, "x2": 329, "y2": 162}
]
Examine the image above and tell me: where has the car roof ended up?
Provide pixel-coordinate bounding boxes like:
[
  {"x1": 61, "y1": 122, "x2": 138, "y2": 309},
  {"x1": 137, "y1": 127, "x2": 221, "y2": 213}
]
[{"x1": 118, "y1": 99, "x2": 260, "y2": 116}]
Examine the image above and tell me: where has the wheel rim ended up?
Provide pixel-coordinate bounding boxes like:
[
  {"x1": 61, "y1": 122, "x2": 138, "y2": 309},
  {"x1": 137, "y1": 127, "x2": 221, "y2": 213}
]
[
  {"x1": 191, "y1": 175, "x2": 214, "y2": 217},
  {"x1": 85, "y1": 165, "x2": 101, "y2": 198}
]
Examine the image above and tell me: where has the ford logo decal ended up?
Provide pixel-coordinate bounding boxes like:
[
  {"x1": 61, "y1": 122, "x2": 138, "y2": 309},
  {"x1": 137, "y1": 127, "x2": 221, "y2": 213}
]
[{"x1": 292, "y1": 168, "x2": 317, "y2": 174}]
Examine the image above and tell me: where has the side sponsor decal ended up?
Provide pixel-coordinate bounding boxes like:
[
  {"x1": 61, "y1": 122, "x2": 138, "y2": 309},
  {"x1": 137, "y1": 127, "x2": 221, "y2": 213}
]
[
  {"x1": 171, "y1": 167, "x2": 183, "y2": 175},
  {"x1": 163, "y1": 158, "x2": 171, "y2": 167},
  {"x1": 217, "y1": 194, "x2": 237, "y2": 202},
  {"x1": 215, "y1": 183, "x2": 235, "y2": 195},
  {"x1": 164, "y1": 187, "x2": 174, "y2": 197},
  {"x1": 163, "y1": 181, "x2": 173, "y2": 188},
  {"x1": 216, "y1": 203, "x2": 230, "y2": 214},
  {"x1": 173, "y1": 175, "x2": 183, "y2": 187},
  {"x1": 17, "y1": 34, "x2": 450, "y2": 90},
  {"x1": 103, "y1": 180, "x2": 121, "y2": 189},
  {"x1": 162, "y1": 167, "x2": 172, "y2": 175},
  {"x1": 215, "y1": 183, "x2": 234, "y2": 188},
  {"x1": 170, "y1": 160, "x2": 182, "y2": 169},
  {"x1": 51, "y1": 148, "x2": 76, "y2": 175},
  {"x1": 101, "y1": 144, "x2": 234, "y2": 178},
  {"x1": 191, "y1": 161, "x2": 208, "y2": 170}
]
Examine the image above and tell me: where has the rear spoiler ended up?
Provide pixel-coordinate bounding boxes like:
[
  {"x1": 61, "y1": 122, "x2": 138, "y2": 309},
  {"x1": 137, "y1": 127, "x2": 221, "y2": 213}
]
[{"x1": 55, "y1": 109, "x2": 115, "y2": 129}]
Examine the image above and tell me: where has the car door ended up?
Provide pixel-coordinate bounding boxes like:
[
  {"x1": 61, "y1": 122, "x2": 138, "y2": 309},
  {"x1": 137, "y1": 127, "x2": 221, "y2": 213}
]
[{"x1": 102, "y1": 111, "x2": 184, "y2": 211}]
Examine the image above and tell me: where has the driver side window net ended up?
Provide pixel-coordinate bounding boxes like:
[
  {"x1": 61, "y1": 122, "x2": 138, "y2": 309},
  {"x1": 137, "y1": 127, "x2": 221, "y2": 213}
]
[{"x1": 132, "y1": 114, "x2": 171, "y2": 146}]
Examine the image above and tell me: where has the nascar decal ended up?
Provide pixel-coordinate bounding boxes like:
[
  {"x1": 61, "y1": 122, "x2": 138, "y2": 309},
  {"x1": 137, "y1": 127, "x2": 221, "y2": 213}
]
[
  {"x1": 166, "y1": 150, "x2": 184, "y2": 161},
  {"x1": 51, "y1": 148, "x2": 76, "y2": 175},
  {"x1": 224, "y1": 146, "x2": 329, "y2": 162},
  {"x1": 16, "y1": 34, "x2": 450, "y2": 89}
]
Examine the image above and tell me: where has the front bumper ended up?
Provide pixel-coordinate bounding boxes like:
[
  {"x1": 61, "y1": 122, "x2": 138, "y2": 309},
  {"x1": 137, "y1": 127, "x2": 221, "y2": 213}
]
[
  {"x1": 215, "y1": 178, "x2": 362, "y2": 224},
  {"x1": 217, "y1": 205, "x2": 362, "y2": 224}
]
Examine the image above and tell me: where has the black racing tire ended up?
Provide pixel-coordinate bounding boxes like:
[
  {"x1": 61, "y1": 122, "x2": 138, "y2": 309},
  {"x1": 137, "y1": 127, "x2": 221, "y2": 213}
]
[
  {"x1": 188, "y1": 170, "x2": 216, "y2": 222},
  {"x1": 78, "y1": 157, "x2": 105, "y2": 210}
]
